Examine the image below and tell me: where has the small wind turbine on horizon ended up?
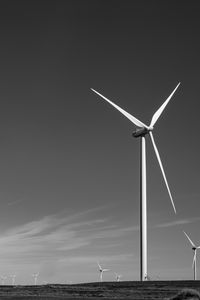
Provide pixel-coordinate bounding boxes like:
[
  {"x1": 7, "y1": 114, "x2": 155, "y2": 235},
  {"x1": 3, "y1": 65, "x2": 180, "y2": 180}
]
[
  {"x1": 183, "y1": 231, "x2": 200, "y2": 280},
  {"x1": 91, "y1": 83, "x2": 180, "y2": 281},
  {"x1": 10, "y1": 274, "x2": 16, "y2": 285},
  {"x1": 32, "y1": 272, "x2": 39, "y2": 285},
  {"x1": 115, "y1": 273, "x2": 122, "y2": 282},
  {"x1": 97, "y1": 262, "x2": 110, "y2": 282}
]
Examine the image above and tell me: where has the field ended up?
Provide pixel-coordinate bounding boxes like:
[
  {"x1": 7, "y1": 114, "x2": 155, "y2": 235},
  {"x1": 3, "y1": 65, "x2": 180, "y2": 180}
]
[{"x1": 0, "y1": 281, "x2": 199, "y2": 300}]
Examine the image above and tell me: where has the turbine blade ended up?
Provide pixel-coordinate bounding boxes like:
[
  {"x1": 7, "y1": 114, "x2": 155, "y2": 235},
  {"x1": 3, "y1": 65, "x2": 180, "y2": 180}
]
[
  {"x1": 149, "y1": 131, "x2": 176, "y2": 214},
  {"x1": 97, "y1": 262, "x2": 102, "y2": 270},
  {"x1": 91, "y1": 88, "x2": 148, "y2": 129},
  {"x1": 103, "y1": 269, "x2": 110, "y2": 272},
  {"x1": 183, "y1": 231, "x2": 196, "y2": 247},
  {"x1": 150, "y1": 83, "x2": 180, "y2": 128}
]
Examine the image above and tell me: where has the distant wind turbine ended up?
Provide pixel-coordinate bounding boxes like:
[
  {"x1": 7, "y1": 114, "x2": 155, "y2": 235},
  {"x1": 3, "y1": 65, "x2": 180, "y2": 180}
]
[
  {"x1": 32, "y1": 272, "x2": 39, "y2": 285},
  {"x1": 91, "y1": 83, "x2": 180, "y2": 281},
  {"x1": 97, "y1": 262, "x2": 110, "y2": 282},
  {"x1": 115, "y1": 273, "x2": 122, "y2": 282},
  {"x1": 183, "y1": 231, "x2": 200, "y2": 280},
  {"x1": 10, "y1": 274, "x2": 16, "y2": 285}
]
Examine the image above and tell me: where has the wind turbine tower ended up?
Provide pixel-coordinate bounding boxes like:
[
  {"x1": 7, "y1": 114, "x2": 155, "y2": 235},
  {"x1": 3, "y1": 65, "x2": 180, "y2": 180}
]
[
  {"x1": 91, "y1": 83, "x2": 180, "y2": 281},
  {"x1": 97, "y1": 262, "x2": 110, "y2": 282},
  {"x1": 184, "y1": 231, "x2": 200, "y2": 280}
]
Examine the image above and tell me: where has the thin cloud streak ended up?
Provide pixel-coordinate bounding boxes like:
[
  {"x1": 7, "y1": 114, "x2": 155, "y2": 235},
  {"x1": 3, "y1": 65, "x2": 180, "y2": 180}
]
[
  {"x1": 0, "y1": 210, "x2": 135, "y2": 266},
  {"x1": 7, "y1": 199, "x2": 23, "y2": 206},
  {"x1": 155, "y1": 217, "x2": 200, "y2": 228},
  {"x1": 60, "y1": 253, "x2": 135, "y2": 265}
]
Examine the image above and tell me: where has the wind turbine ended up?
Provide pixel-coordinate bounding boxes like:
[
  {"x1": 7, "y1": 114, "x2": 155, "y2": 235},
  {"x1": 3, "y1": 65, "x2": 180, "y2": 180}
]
[
  {"x1": 91, "y1": 83, "x2": 180, "y2": 281},
  {"x1": 183, "y1": 231, "x2": 200, "y2": 280},
  {"x1": 10, "y1": 274, "x2": 16, "y2": 285},
  {"x1": 115, "y1": 273, "x2": 122, "y2": 282},
  {"x1": 97, "y1": 262, "x2": 110, "y2": 282},
  {"x1": 32, "y1": 272, "x2": 39, "y2": 285}
]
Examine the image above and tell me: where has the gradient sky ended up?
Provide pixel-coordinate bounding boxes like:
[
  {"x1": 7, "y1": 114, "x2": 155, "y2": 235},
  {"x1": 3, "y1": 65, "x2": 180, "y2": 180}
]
[{"x1": 0, "y1": 0, "x2": 200, "y2": 284}]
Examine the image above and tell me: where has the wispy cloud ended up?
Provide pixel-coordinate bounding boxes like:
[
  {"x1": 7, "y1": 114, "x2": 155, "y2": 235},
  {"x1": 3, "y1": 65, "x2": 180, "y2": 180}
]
[
  {"x1": 7, "y1": 199, "x2": 23, "y2": 206},
  {"x1": 59, "y1": 253, "x2": 135, "y2": 265},
  {"x1": 155, "y1": 217, "x2": 200, "y2": 228},
  {"x1": 0, "y1": 208, "x2": 135, "y2": 268},
  {"x1": 88, "y1": 224, "x2": 139, "y2": 240}
]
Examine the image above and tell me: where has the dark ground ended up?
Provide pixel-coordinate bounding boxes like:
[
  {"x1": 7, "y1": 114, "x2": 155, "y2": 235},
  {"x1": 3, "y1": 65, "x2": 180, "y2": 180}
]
[{"x1": 0, "y1": 281, "x2": 199, "y2": 300}]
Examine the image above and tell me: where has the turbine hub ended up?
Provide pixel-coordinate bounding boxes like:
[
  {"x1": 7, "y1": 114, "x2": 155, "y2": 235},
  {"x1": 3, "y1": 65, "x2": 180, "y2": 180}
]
[
  {"x1": 132, "y1": 127, "x2": 149, "y2": 138},
  {"x1": 192, "y1": 247, "x2": 196, "y2": 251}
]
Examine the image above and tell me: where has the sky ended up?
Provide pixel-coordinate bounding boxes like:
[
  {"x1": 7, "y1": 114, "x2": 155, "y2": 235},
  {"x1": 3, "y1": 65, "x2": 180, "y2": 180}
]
[{"x1": 0, "y1": 0, "x2": 200, "y2": 284}]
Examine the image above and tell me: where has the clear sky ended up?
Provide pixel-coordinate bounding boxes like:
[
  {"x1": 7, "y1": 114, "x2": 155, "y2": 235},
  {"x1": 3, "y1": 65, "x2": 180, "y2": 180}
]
[{"x1": 0, "y1": 0, "x2": 200, "y2": 284}]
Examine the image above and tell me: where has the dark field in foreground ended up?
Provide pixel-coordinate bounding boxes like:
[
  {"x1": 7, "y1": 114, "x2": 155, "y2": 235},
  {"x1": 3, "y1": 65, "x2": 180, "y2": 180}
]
[{"x1": 0, "y1": 281, "x2": 199, "y2": 300}]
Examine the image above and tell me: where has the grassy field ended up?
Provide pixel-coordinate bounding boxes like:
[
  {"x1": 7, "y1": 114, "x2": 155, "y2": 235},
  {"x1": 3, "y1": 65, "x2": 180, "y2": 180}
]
[{"x1": 0, "y1": 281, "x2": 199, "y2": 300}]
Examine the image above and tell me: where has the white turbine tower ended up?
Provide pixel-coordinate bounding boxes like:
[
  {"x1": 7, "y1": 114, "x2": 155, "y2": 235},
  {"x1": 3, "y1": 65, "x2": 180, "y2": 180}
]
[
  {"x1": 91, "y1": 83, "x2": 180, "y2": 281},
  {"x1": 97, "y1": 262, "x2": 110, "y2": 282},
  {"x1": 10, "y1": 274, "x2": 16, "y2": 285},
  {"x1": 32, "y1": 272, "x2": 39, "y2": 285},
  {"x1": 183, "y1": 231, "x2": 200, "y2": 280}
]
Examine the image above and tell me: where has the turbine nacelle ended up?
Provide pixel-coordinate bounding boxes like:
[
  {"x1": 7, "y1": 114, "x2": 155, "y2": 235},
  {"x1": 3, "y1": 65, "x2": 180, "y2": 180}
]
[{"x1": 132, "y1": 127, "x2": 153, "y2": 138}]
